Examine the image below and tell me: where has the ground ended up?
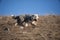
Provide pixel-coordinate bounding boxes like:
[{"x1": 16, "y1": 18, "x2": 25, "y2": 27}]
[{"x1": 0, "y1": 15, "x2": 60, "y2": 40}]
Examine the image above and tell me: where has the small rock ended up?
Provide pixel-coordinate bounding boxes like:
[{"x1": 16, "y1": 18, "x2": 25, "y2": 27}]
[{"x1": 20, "y1": 26, "x2": 24, "y2": 29}]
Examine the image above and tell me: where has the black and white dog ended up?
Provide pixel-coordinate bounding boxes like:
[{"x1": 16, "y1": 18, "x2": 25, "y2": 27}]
[{"x1": 11, "y1": 14, "x2": 39, "y2": 27}]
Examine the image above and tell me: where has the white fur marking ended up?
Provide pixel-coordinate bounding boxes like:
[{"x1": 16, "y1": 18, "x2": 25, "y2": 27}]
[
  {"x1": 32, "y1": 21, "x2": 36, "y2": 25},
  {"x1": 34, "y1": 14, "x2": 39, "y2": 19},
  {"x1": 25, "y1": 23, "x2": 28, "y2": 27}
]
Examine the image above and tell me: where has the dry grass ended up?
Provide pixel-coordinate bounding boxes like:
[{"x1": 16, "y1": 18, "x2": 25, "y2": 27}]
[{"x1": 0, "y1": 15, "x2": 60, "y2": 40}]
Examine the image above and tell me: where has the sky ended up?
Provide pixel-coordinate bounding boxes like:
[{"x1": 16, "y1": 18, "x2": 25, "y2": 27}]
[{"x1": 0, "y1": 0, "x2": 60, "y2": 16}]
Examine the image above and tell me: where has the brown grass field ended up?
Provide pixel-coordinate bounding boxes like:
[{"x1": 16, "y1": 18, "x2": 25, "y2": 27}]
[{"x1": 0, "y1": 15, "x2": 60, "y2": 40}]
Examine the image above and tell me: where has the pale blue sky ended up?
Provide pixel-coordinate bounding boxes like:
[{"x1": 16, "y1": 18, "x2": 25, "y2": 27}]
[{"x1": 0, "y1": 0, "x2": 60, "y2": 16}]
